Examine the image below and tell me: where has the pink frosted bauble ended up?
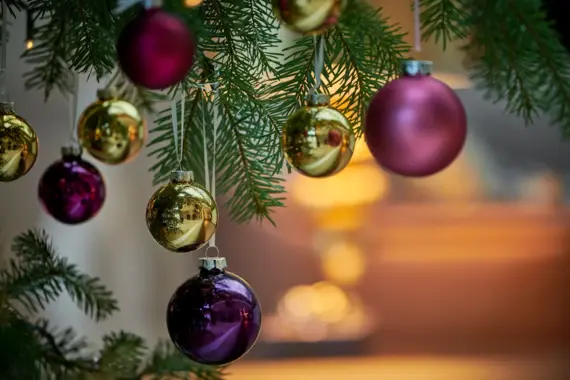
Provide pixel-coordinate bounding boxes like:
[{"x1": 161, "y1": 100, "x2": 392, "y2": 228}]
[
  {"x1": 117, "y1": 8, "x2": 196, "y2": 90},
  {"x1": 365, "y1": 61, "x2": 467, "y2": 177}
]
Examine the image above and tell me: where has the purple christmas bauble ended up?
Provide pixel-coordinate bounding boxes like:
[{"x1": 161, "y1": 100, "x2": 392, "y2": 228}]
[
  {"x1": 167, "y1": 258, "x2": 262, "y2": 365},
  {"x1": 365, "y1": 60, "x2": 467, "y2": 177},
  {"x1": 38, "y1": 146, "x2": 106, "y2": 225},
  {"x1": 117, "y1": 8, "x2": 196, "y2": 90}
]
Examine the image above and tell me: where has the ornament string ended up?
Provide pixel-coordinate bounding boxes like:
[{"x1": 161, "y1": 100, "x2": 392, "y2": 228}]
[
  {"x1": 170, "y1": 89, "x2": 186, "y2": 169},
  {"x1": 311, "y1": 35, "x2": 325, "y2": 94},
  {"x1": 0, "y1": 1, "x2": 9, "y2": 102},
  {"x1": 200, "y1": 85, "x2": 220, "y2": 256},
  {"x1": 414, "y1": 0, "x2": 422, "y2": 52},
  {"x1": 67, "y1": 74, "x2": 80, "y2": 144}
]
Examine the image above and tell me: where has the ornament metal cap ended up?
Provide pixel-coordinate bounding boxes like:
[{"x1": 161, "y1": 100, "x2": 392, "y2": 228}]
[
  {"x1": 199, "y1": 256, "x2": 227, "y2": 271},
  {"x1": 61, "y1": 144, "x2": 83, "y2": 157},
  {"x1": 96, "y1": 88, "x2": 115, "y2": 101},
  {"x1": 0, "y1": 102, "x2": 15, "y2": 114},
  {"x1": 170, "y1": 170, "x2": 194, "y2": 183},
  {"x1": 306, "y1": 93, "x2": 330, "y2": 107},
  {"x1": 401, "y1": 60, "x2": 433, "y2": 77}
]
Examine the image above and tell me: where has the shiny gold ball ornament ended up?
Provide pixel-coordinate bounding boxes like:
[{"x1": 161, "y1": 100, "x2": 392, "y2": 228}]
[
  {"x1": 0, "y1": 102, "x2": 39, "y2": 182},
  {"x1": 146, "y1": 170, "x2": 218, "y2": 253},
  {"x1": 273, "y1": 0, "x2": 346, "y2": 35},
  {"x1": 77, "y1": 89, "x2": 145, "y2": 165},
  {"x1": 282, "y1": 93, "x2": 355, "y2": 178}
]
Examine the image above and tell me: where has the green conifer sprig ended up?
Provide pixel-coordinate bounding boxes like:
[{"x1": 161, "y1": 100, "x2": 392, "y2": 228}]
[{"x1": 0, "y1": 230, "x2": 223, "y2": 380}]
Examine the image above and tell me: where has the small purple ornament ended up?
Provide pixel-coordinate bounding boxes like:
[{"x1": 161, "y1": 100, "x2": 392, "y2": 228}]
[
  {"x1": 167, "y1": 257, "x2": 262, "y2": 365},
  {"x1": 38, "y1": 145, "x2": 106, "y2": 225}
]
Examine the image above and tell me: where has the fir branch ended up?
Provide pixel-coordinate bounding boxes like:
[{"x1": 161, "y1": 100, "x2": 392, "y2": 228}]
[
  {"x1": 418, "y1": 0, "x2": 470, "y2": 49},
  {"x1": 140, "y1": 340, "x2": 224, "y2": 380},
  {"x1": 4, "y1": 230, "x2": 118, "y2": 321},
  {"x1": 97, "y1": 331, "x2": 147, "y2": 377},
  {"x1": 22, "y1": 7, "x2": 72, "y2": 99},
  {"x1": 466, "y1": 0, "x2": 570, "y2": 136}
]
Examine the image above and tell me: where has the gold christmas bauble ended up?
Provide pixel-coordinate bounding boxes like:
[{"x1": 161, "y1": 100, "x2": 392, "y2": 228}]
[
  {"x1": 282, "y1": 93, "x2": 355, "y2": 178},
  {"x1": 273, "y1": 0, "x2": 346, "y2": 34},
  {"x1": 77, "y1": 89, "x2": 145, "y2": 165},
  {"x1": 0, "y1": 102, "x2": 39, "y2": 182},
  {"x1": 146, "y1": 170, "x2": 218, "y2": 253}
]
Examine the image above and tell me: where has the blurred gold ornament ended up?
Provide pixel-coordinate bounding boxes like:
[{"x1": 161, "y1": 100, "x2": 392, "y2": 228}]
[
  {"x1": 0, "y1": 102, "x2": 39, "y2": 182},
  {"x1": 184, "y1": 0, "x2": 203, "y2": 7},
  {"x1": 146, "y1": 170, "x2": 218, "y2": 253},
  {"x1": 273, "y1": 0, "x2": 345, "y2": 35},
  {"x1": 282, "y1": 93, "x2": 355, "y2": 178},
  {"x1": 77, "y1": 89, "x2": 145, "y2": 165}
]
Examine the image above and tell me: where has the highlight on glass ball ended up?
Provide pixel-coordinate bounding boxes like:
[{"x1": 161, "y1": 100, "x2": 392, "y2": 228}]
[
  {"x1": 146, "y1": 170, "x2": 218, "y2": 253},
  {"x1": 77, "y1": 89, "x2": 146, "y2": 165},
  {"x1": 38, "y1": 145, "x2": 106, "y2": 225},
  {"x1": 0, "y1": 102, "x2": 39, "y2": 182},
  {"x1": 117, "y1": 7, "x2": 196, "y2": 89},
  {"x1": 365, "y1": 60, "x2": 467, "y2": 177},
  {"x1": 273, "y1": 0, "x2": 346, "y2": 34},
  {"x1": 282, "y1": 93, "x2": 355, "y2": 178},
  {"x1": 167, "y1": 257, "x2": 262, "y2": 365}
]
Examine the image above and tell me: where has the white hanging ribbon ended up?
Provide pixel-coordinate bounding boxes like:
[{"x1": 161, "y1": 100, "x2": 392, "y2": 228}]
[
  {"x1": 67, "y1": 74, "x2": 80, "y2": 144},
  {"x1": 414, "y1": 0, "x2": 422, "y2": 52},
  {"x1": 201, "y1": 85, "x2": 219, "y2": 254},
  {"x1": 311, "y1": 35, "x2": 325, "y2": 94},
  {"x1": 170, "y1": 89, "x2": 186, "y2": 169},
  {"x1": 0, "y1": 1, "x2": 9, "y2": 102}
]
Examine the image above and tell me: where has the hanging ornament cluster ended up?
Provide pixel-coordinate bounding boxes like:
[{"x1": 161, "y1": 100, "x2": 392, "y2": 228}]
[
  {"x1": 116, "y1": 4, "x2": 196, "y2": 89},
  {"x1": 365, "y1": 60, "x2": 467, "y2": 177},
  {"x1": 273, "y1": 0, "x2": 346, "y2": 34},
  {"x1": 77, "y1": 89, "x2": 146, "y2": 165},
  {"x1": 38, "y1": 145, "x2": 105, "y2": 225},
  {"x1": 0, "y1": 102, "x2": 39, "y2": 182},
  {"x1": 146, "y1": 170, "x2": 218, "y2": 252},
  {"x1": 282, "y1": 93, "x2": 355, "y2": 177},
  {"x1": 167, "y1": 256, "x2": 262, "y2": 365}
]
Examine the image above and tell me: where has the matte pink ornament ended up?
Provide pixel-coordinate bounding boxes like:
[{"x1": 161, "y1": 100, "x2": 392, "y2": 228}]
[
  {"x1": 365, "y1": 61, "x2": 467, "y2": 177},
  {"x1": 117, "y1": 7, "x2": 195, "y2": 90}
]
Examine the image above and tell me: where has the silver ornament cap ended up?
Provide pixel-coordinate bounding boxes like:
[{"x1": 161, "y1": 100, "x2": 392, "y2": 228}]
[
  {"x1": 199, "y1": 256, "x2": 227, "y2": 271},
  {"x1": 401, "y1": 60, "x2": 433, "y2": 77},
  {"x1": 170, "y1": 170, "x2": 194, "y2": 184}
]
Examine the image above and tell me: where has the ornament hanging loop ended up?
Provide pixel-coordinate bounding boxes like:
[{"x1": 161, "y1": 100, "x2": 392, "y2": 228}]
[
  {"x1": 0, "y1": 1, "x2": 9, "y2": 102},
  {"x1": 170, "y1": 89, "x2": 186, "y2": 170},
  {"x1": 205, "y1": 245, "x2": 220, "y2": 258},
  {"x1": 310, "y1": 35, "x2": 325, "y2": 94},
  {"x1": 414, "y1": 0, "x2": 422, "y2": 52}
]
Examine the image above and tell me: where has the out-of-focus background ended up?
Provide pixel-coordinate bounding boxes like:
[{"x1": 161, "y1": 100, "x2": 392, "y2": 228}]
[{"x1": 1, "y1": 1, "x2": 569, "y2": 379}]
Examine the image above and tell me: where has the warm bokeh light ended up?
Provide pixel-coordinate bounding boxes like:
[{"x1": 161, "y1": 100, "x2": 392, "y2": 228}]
[
  {"x1": 265, "y1": 282, "x2": 374, "y2": 342},
  {"x1": 26, "y1": 39, "x2": 34, "y2": 50},
  {"x1": 291, "y1": 164, "x2": 388, "y2": 210},
  {"x1": 321, "y1": 241, "x2": 366, "y2": 286},
  {"x1": 403, "y1": 154, "x2": 482, "y2": 201},
  {"x1": 184, "y1": 0, "x2": 203, "y2": 7}
]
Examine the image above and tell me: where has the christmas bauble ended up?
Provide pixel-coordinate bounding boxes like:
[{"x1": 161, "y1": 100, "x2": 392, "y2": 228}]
[
  {"x1": 0, "y1": 102, "x2": 38, "y2": 182},
  {"x1": 117, "y1": 7, "x2": 196, "y2": 89},
  {"x1": 167, "y1": 257, "x2": 261, "y2": 365},
  {"x1": 282, "y1": 93, "x2": 355, "y2": 178},
  {"x1": 365, "y1": 61, "x2": 467, "y2": 177},
  {"x1": 146, "y1": 170, "x2": 218, "y2": 253},
  {"x1": 273, "y1": 0, "x2": 345, "y2": 34},
  {"x1": 77, "y1": 90, "x2": 145, "y2": 165},
  {"x1": 38, "y1": 146, "x2": 105, "y2": 225}
]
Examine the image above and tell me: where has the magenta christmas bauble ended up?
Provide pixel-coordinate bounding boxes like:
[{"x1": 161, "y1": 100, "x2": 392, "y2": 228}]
[
  {"x1": 38, "y1": 146, "x2": 106, "y2": 225},
  {"x1": 365, "y1": 61, "x2": 467, "y2": 177},
  {"x1": 167, "y1": 257, "x2": 262, "y2": 365},
  {"x1": 117, "y1": 8, "x2": 195, "y2": 89}
]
